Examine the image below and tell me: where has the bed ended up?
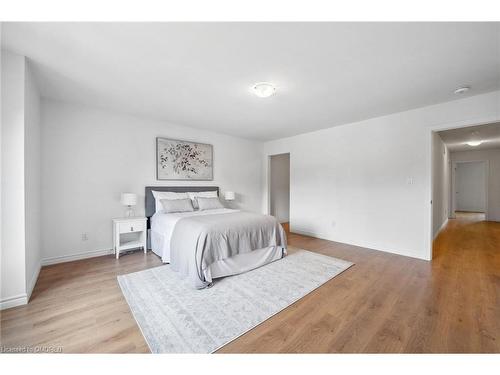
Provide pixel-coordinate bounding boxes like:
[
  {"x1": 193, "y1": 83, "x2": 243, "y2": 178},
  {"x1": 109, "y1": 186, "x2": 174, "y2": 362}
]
[{"x1": 146, "y1": 186, "x2": 287, "y2": 288}]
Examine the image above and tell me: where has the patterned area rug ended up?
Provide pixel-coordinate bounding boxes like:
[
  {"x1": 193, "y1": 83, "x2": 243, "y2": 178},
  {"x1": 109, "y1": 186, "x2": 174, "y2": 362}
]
[{"x1": 118, "y1": 248, "x2": 353, "y2": 353}]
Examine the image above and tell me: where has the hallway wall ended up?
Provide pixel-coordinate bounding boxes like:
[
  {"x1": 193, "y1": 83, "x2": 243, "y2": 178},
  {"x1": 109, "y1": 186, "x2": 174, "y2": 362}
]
[
  {"x1": 270, "y1": 153, "x2": 290, "y2": 223},
  {"x1": 432, "y1": 132, "x2": 451, "y2": 238}
]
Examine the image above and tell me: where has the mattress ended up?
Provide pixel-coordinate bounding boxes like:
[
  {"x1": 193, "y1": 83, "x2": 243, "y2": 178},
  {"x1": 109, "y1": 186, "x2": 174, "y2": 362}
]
[{"x1": 150, "y1": 208, "x2": 287, "y2": 287}]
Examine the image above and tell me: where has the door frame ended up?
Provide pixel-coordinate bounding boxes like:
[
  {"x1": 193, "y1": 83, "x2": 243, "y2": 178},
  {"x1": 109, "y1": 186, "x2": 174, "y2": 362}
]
[
  {"x1": 451, "y1": 159, "x2": 489, "y2": 220},
  {"x1": 429, "y1": 114, "x2": 499, "y2": 260}
]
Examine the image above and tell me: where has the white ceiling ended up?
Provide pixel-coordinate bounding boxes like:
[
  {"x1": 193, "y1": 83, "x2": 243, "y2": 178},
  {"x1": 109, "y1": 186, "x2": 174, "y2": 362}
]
[
  {"x1": 439, "y1": 122, "x2": 500, "y2": 152},
  {"x1": 2, "y1": 22, "x2": 499, "y2": 141}
]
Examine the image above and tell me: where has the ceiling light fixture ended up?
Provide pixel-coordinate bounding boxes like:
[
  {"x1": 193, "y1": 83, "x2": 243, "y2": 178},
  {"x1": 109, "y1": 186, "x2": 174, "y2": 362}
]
[
  {"x1": 466, "y1": 141, "x2": 482, "y2": 147},
  {"x1": 454, "y1": 86, "x2": 470, "y2": 95},
  {"x1": 252, "y1": 82, "x2": 276, "y2": 98},
  {"x1": 466, "y1": 131, "x2": 482, "y2": 147}
]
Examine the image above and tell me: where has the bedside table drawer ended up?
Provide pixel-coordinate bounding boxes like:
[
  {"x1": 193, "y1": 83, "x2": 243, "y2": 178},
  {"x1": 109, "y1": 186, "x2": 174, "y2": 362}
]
[{"x1": 119, "y1": 221, "x2": 145, "y2": 234}]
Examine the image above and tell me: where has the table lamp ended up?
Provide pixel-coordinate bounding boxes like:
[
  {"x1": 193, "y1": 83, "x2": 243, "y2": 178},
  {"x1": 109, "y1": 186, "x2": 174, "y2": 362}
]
[{"x1": 121, "y1": 193, "x2": 137, "y2": 217}]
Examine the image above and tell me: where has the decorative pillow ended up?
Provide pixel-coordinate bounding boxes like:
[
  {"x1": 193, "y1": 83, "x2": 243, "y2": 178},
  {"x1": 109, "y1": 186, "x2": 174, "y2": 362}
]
[
  {"x1": 188, "y1": 191, "x2": 218, "y2": 209},
  {"x1": 152, "y1": 191, "x2": 189, "y2": 212},
  {"x1": 196, "y1": 197, "x2": 225, "y2": 211},
  {"x1": 160, "y1": 198, "x2": 194, "y2": 213}
]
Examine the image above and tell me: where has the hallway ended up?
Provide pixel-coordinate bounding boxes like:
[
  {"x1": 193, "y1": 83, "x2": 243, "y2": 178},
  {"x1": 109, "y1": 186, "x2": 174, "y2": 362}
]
[
  {"x1": 431, "y1": 214, "x2": 500, "y2": 351},
  {"x1": 434, "y1": 214, "x2": 498, "y2": 261}
]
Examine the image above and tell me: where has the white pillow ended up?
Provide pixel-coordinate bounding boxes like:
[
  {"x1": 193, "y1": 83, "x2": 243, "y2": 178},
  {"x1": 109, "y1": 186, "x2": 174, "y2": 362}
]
[
  {"x1": 187, "y1": 191, "x2": 218, "y2": 209},
  {"x1": 197, "y1": 197, "x2": 225, "y2": 211},
  {"x1": 152, "y1": 190, "x2": 189, "y2": 212},
  {"x1": 160, "y1": 198, "x2": 194, "y2": 213}
]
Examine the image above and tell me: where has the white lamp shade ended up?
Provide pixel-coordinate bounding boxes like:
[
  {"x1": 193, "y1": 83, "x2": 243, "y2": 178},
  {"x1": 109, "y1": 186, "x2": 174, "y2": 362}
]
[
  {"x1": 224, "y1": 191, "x2": 235, "y2": 201},
  {"x1": 121, "y1": 193, "x2": 137, "y2": 206}
]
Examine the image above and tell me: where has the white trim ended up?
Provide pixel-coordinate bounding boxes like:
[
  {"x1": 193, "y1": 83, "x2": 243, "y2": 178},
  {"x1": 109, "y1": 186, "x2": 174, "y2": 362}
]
[
  {"x1": 27, "y1": 261, "x2": 41, "y2": 301},
  {"x1": 291, "y1": 228, "x2": 430, "y2": 261},
  {"x1": 429, "y1": 115, "x2": 500, "y2": 133},
  {"x1": 0, "y1": 293, "x2": 28, "y2": 310},
  {"x1": 429, "y1": 130, "x2": 435, "y2": 259},
  {"x1": 41, "y1": 248, "x2": 114, "y2": 266},
  {"x1": 433, "y1": 218, "x2": 449, "y2": 240},
  {"x1": 1, "y1": 262, "x2": 42, "y2": 310}
]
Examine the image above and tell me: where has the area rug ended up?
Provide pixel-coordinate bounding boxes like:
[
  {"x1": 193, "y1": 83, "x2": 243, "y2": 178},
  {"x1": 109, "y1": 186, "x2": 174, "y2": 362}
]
[{"x1": 117, "y1": 248, "x2": 353, "y2": 353}]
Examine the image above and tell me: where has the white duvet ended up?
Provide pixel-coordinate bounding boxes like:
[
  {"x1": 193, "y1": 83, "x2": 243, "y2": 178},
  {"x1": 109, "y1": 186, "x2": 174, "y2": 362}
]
[{"x1": 150, "y1": 208, "x2": 239, "y2": 263}]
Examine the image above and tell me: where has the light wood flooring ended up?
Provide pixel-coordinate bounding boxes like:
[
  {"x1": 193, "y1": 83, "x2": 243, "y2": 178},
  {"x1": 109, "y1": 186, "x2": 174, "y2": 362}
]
[{"x1": 1, "y1": 216, "x2": 499, "y2": 353}]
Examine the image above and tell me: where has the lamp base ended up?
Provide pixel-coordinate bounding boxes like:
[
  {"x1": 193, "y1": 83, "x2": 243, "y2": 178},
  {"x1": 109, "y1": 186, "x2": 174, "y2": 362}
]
[{"x1": 125, "y1": 206, "x2": 134, "y2": 217}]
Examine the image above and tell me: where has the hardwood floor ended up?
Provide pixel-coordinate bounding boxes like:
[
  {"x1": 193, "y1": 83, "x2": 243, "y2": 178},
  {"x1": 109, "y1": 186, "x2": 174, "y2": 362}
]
[
  {"x1": 0, "y1": 252, "x2": 161, "y2": 353},
  {"x1": 1, "y1": 217, "x2": 499, "y2": 353},
  {"x1": 281, "y1": 222, "x2": 290, "y2": 232}
]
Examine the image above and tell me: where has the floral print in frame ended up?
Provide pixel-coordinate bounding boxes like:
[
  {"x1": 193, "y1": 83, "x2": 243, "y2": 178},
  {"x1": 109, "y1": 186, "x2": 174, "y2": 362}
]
[{"x1": 156, "y1": 137, "x2": 213, "y2": 180}]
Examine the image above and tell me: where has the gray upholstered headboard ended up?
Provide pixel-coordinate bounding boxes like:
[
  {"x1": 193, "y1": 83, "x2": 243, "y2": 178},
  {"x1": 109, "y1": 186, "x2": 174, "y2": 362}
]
[{"x1": 145, "y1": 186, "x2": 219, "y2": 224}]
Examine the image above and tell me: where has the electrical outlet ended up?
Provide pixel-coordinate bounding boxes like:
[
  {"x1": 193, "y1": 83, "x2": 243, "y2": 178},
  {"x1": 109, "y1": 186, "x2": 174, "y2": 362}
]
[{"x1": 81, "y1": 233, "x2": 89, "y2": 241}]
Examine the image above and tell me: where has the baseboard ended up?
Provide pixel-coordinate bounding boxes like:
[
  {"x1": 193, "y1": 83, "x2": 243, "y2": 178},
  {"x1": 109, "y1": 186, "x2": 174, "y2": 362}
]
[
  {"x1": 1, "y1": 262, "x2": 41, "y2": 310},
  {"x1": 433, "y1": 218, "x2": 449, "y2": 240},
  {"x1": 0, "y1": 293, "x2": 28, "y2": 310},
  {"x1": 291, "y1": 228, "x2": 430, "y2": 261},
  {"x1": 291, "y1": 228, "x2": 330, "y2": 242},
  {"x1": 27, "y1": 261, "x2": 42, "y2": 301},
  {"x1": 41, "y1": 248, "x2": 114, "y2": 266}
]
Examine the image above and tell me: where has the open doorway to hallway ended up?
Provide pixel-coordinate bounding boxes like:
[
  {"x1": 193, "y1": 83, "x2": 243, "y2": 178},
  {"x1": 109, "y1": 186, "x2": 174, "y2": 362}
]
[
  {"x1": 431, "y1": 122, "x2": 500, "y2": 256},
  {"x1": 269, "y1": 153, "x2": 290, "y2": 232}
]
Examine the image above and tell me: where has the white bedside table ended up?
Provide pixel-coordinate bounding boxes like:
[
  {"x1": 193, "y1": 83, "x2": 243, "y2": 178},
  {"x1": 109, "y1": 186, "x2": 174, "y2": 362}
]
[{"x1": 112, "y1": 217, "x2": 147, "y2": 259}]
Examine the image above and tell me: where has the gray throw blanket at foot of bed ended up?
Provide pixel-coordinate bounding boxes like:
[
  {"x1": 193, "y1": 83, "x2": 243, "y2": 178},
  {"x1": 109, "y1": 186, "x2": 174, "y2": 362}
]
[{"x1": 169, "y1": 211, "x2": 287, "y2": 288}]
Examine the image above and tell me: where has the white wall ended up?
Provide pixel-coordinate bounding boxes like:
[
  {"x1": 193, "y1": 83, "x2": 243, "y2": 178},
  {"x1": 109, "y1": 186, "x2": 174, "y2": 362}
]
[
  {"x1": 40, "y1": 99, "x2": 263, "y2": 263},
  {"x1": 0, "y1": 45, "x2": 2, "y2": 312},
  {"x1": 432, "y1": 132, "x2": 450, "y2": 238},
  {"x1": 451, "y1": 149, "x2": 500, "y2": 221},
  {"x1": 262, "y1": 90, "x2": 500, "y2": 260},
  {"x1": 24, "y1": 62, "x2": 42, "y2": 296},
  {"x1": 270, "y1": 153, "x2": 290, "y2": 223},
  {"x1": 1, "y1": 50, "x2": 27, "y2": 308}
]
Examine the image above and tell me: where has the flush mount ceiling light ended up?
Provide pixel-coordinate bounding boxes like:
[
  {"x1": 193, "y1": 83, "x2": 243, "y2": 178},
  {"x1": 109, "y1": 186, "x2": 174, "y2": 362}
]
[
  {"x1": 467, "y1": 140, "x2": 482, "y2": 147},
  {"x1": 466, "y1": 131, "x2": 483, "y2": 147},
  {"x1": 454, "y1": 86, "x2": 470, "y2": 95},
  {"x1": 252, "y1": 82, "x2": 276, "y2": 98}
]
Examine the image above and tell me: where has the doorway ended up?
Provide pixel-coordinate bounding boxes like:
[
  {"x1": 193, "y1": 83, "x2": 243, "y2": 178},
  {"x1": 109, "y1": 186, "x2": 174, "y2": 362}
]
[
  {"x1": 430, "y1": 121, "x2": 500, "y2": 259},
  {"x1": 269, "y1": 153, "x2": 290, "y2": 231},
  {"x1": 452, "y1": 160, "x2": 488, "y2": 221}
]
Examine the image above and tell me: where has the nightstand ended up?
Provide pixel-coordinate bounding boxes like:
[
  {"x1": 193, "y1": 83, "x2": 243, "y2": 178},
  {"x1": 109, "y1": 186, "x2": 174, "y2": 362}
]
[{"x1": 112, "y1": 217, "x2": 147, "y2": 259}]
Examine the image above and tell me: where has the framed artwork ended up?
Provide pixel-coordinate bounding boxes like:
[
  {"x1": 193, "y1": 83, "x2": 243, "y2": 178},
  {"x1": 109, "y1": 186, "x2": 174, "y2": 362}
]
[{"x1": 156, "y1": 137, "x2": 213, "y2": 180}]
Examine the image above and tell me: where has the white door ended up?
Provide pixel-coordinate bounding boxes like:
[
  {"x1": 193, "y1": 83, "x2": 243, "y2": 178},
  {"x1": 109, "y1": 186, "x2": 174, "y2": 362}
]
[{"x1": 455, "y1": 161, "x2": 486, "y2": 212}]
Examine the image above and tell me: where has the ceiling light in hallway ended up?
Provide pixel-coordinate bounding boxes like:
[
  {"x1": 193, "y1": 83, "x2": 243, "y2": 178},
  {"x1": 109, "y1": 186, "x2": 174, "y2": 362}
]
[{"x1": 466, "y1": 131, "x2": 483, "y2": 146}]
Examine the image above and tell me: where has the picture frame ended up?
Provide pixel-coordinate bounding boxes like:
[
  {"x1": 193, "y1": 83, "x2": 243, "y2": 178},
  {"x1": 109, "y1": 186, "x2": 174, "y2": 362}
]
[{"x1": 156, "y1": 137, "x2": 213, "y2": 180}]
